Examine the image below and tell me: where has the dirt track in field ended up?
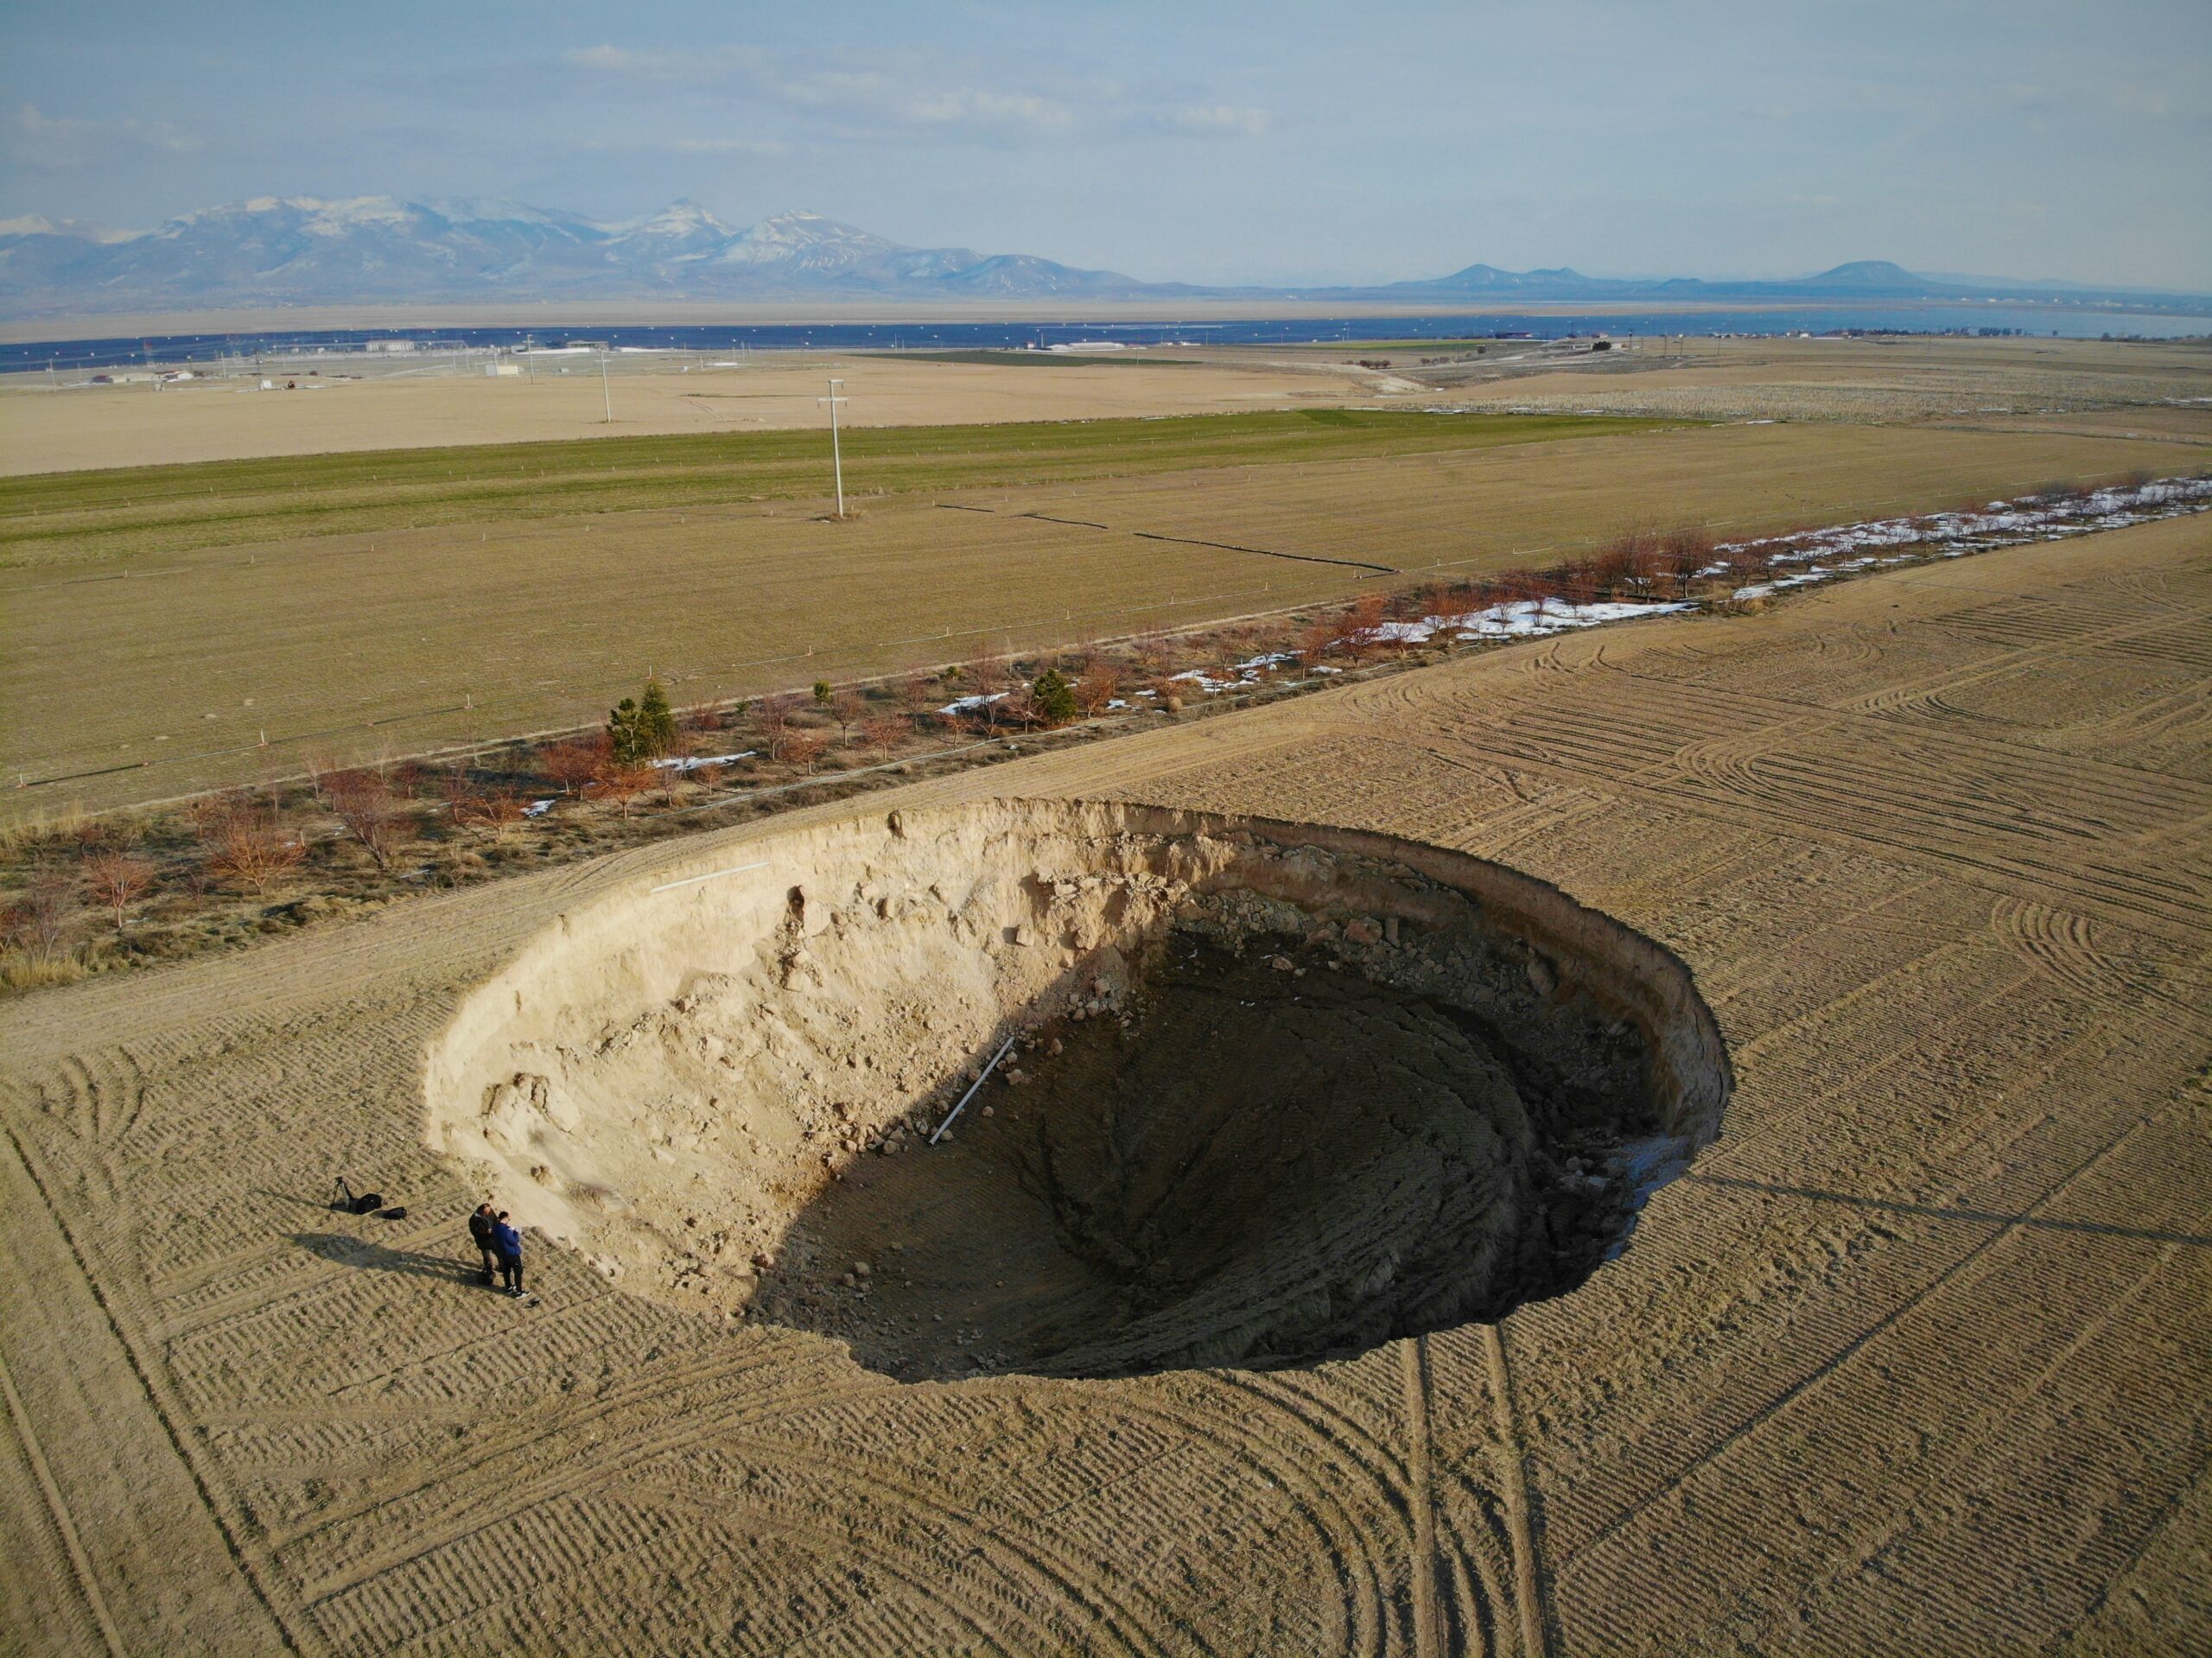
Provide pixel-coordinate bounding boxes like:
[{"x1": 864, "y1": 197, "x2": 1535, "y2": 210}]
[{"x1": 3, "y1": 511, "x2": 2208, "y2": 1654}]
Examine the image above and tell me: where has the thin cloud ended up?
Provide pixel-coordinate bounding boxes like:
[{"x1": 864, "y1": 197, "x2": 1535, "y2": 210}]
[
  {"x1": 580, "y1": 135, "x2": 786, "y2": 156},
  {"x1": 560, "y1": 43, "x2": 1262, "y2": 146},
  {"x1": 7, "y1": 103, "x2": 202, "y2": 168},
  {"x1": 1172, "y1": 105, "x2": 1270, "y2": 137}
]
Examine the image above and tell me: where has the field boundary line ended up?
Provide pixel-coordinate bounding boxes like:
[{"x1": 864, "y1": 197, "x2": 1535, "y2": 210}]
[{"x1": 1128, "y1": 527, "x2": 1398, "y2": 574}]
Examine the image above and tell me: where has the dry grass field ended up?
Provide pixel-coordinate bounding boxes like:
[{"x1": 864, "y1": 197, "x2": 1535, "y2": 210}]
[
  {"x1": 0, "y1": 353, "x2": 1372, "y2": 477},
  {"x1": 1357, "y1": 335, "x2": 2212, "y2": 427},
  {"x1": 8, "y1": 411, "x2": 2201, "y2": 816},
  {"x1": 3, "y1": 514, "x2": 2208, "y2": 1655}
]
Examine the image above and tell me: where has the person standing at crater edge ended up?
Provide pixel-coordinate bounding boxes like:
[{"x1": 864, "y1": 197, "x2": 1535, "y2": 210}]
[
  {"x1": 467, "y1": 1200, "x2": 499, "y2": 1286},
  {"x1": 492, "y1": 1210, "x2": 525, "y2": 1299}
]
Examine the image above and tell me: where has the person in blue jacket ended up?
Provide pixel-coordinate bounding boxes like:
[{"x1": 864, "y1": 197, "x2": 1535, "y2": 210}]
[{"x1": 492, "y1": 1211, "x2": 524, "y2": 1298}]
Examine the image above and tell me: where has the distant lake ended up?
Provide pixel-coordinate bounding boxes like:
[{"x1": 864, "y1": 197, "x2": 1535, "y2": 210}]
[{"x1": 5, "y1": 303, "x2": 2208, "y2": 372}]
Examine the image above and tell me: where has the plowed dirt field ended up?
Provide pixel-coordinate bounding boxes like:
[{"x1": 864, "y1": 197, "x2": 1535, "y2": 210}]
[{"x1": 3, "y1": 512, "x2": 2208, "y2": 1655}]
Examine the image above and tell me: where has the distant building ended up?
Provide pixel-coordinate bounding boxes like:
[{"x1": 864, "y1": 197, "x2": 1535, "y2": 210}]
[{"x1": 365, "y1": 340, "x2": 418, "y2": 353}]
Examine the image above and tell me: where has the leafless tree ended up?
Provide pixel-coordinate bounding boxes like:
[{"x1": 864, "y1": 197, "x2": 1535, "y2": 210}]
[
  {"x1": 899, "y1": 671, "x2": 941, "y2": 715},
  {"x1": 1345, "y1": 592, "x2": 1391, "y2": 657},
  {"x1": 298, "y1": 750, "x2": 338, "y2": 808},
  {"x1": 783, "y1": 730, "x2": 831, "y2": 773},
  {"x1": 757, "y1": 692, "x2": 801, "y2": 760},
  {"x1": 1657, "y1": 527, "x2": 1714, "y2": 599},
  {"x1": 591, "y1": 761, "x2": 657, "y2": 820},
  {"x1": 1298, "y1": 613, "x2": 1340, "y2": 667},
  {"x1": 3, "y1": 868, "x2": 78, "y2": 961},
  {"x1": 1077, "y1": 667, "x2": 1122, "y2": 717},
  {"x1": 208, "y1": 810, "x2": 306, "y2": 895},
  {"x1": 83, "y1": 850, "x2": 156, "y2": 928},
  {"x1": 327, "y1": 769, "x2": 411, "y2": 872},
  {"x1": 860, "y1": 711, "x2": 908, "y2": 762},
  {"x1": 459, "y1": 786, "x2": 527, "y2": 841},
  {"x1": 829, "y1": 689, "x2": 864, "y2": 750},
  {"x1": 539, "y1": 736, "x2": 606, "y2": 797}
]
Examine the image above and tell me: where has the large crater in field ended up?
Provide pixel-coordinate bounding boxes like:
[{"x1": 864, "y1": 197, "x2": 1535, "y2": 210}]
[{"x1": 427, "y1": 801, "x2": 1729, "y2": 1380}]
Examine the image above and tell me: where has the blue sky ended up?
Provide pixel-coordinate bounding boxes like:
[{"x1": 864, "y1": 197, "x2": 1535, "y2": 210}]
[{"x1": 3, "y1": 1, "x2": 2207, "y2": 288}]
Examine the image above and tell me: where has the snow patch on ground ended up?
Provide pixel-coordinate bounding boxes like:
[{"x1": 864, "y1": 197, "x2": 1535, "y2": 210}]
[{"x1": 654, "y1": 751, "x2": 757, "y2": 773}]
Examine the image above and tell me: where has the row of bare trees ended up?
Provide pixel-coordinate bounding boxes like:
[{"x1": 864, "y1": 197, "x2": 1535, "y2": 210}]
[{"x1": 2, "y1": 514, "x2": 1796, "y2": 975}]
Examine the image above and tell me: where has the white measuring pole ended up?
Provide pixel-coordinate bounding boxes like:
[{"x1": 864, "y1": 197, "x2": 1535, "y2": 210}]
[
  {"x1": 600, "y1": 347, "x2": 613, "y2": 422},
  {"x1": 817, "y1": 378, "x2": 849, "y2": 517},
  {"x1": 930, "y1": 1034, "x2": 1016, "y2": 1144},
  {"x1": 648, "y1": 859, "x2": 770, "y2": 895}
]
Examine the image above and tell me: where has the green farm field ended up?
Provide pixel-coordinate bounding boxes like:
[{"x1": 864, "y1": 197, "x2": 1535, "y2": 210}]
[
  {"x1": 0, "y1": 409, "x2": 1657, "y2": 569},
  {"x1": 5, "y1": 410, "x2": 2202, "y2": 816}
]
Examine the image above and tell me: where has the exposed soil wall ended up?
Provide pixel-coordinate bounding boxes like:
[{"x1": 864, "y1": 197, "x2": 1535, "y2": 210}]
[{"x1": 425, "y1": 799, "x2": 1730, "y2": 1376}]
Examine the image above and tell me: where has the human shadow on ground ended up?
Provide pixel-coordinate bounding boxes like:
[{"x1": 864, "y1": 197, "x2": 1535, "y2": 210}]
[{"x1": 292, "y1": 1231, "x2": 483, "y2": 1285}]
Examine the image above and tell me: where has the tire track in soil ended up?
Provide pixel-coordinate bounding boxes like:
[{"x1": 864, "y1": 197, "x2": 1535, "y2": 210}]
[
  {"x1": 1481, "y1": 1324, "x2": 1551, "y2": 1658},
  {"x1": 1553, "y1": 1112, "x2": 2159, "y2": 1582},
  {"x1": 1438, "y1": 1461, "x2": 1520, "y2": 1658},
  {"x1": 614, "y1": 1484, "x2": 1022, "y2": 1657},
  {"x1": 0, "y1": 1116, "x2": 311, "y2": 1655},
  {"x1": 1161, "y1": 1374, "x2": 1395, "y2": 1658},
  {"x1": 1989, "y1": 895, "x2": 2208, "y2": 1025},
  {"x1": 0, "y1": 1343, "x2": 127, "y2": 1658},
  {"x1": 301, "y1": 1364, "x2": 1206, "y2": 1658},
  {"x1": 276, "y1": 1344, "x2": 888, "y2": 1554},
  {"x1": 1784, "y1": 1164, "x2": 2212, "y2": 1641},
  {"x1": 614, "y1": 1422, "x2": 1183, "y2": 1658},
  {"x1": 1457, "y1": 699, "x2": 2210, "y2": 944},
  {"x1": 1217, "y1": 1363, "x2": 1434, "y2": 1658},
  {"x1": 1401, "y1": 1337, "x2": 1443, "y2": 1658}
]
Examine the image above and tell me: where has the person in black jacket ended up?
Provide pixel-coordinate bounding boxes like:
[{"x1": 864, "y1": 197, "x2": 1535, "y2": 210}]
[
  {"x1": 467, "y1": 1202, "x2": 499, "y2": 1286},
  {"x1": 492, "y1": 1211, "x2": 524, "y2": 1298}
]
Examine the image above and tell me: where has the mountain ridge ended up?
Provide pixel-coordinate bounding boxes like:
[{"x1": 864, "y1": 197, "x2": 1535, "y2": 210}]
[{"x1": 1, "y1": 195, "x2": 2202, "y2": 318}]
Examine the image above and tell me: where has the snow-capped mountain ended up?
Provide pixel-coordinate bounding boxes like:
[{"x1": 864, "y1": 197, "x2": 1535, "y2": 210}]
[
  {"x1": 0, "y1": 197, "x2": 1148, "y2": 314},
  {"x1": 1, "y1": 194, "x2": 2202, "y2": 318}
]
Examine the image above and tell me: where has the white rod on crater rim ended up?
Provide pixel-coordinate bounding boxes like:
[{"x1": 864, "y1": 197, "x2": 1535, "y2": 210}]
[
  {"x1": 931, "y1": 1034, "x2": 1017, "y2": 1145},
  {"x1": 650, "y1": 860, "x2": 771, "y2": 894}
]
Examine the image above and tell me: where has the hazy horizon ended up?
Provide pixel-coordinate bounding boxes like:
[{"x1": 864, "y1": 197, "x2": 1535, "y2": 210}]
[{"x1": 3, "y1": 1, "x2": 2208, "y2": 291}]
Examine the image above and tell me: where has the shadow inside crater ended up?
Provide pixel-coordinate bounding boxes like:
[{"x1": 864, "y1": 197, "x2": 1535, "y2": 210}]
[{"x1": 749, "y1": 936, "x2": 1680, "y2": 1382}]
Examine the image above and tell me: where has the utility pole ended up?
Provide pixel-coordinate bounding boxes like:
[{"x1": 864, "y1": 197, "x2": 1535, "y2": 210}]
[
  {"x1": 600, "y1": 347, "x2": 613, "y2": 422},
  {"x1": 817, "y1": 378, "x2": 849, "y2": 518}
]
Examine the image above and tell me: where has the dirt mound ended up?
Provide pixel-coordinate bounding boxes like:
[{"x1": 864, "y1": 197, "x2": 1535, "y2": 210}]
[{"x1": 425, "y1": 800, "x2": 1729, "y2": 1378}]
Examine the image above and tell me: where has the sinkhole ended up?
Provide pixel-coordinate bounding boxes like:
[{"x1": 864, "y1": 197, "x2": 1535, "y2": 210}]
[{"x1": 426, "y1": 800, "x2": 1730, "y2": 1380}]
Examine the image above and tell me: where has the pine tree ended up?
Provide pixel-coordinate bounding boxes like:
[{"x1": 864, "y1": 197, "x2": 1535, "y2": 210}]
[
  {"x1": 607, "y1": 697, "x2": 647, "y2": 765},
  {"x1": 610, "y1": 679, "x2": 678, "y2": 765},
  {"x1": 639, "y1": 679, "x2": 677, "y2": 757},
  {"x1": 1033, "y1": 669, "x2": 1077, "y2": 727}
]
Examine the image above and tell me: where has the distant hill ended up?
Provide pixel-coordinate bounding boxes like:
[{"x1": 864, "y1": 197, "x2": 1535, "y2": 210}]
[
  {"x1": 0, "y1": 199, "x2": 1152, "y2": 315},
  {"x1": 1, "y1": 195, "x2": 2203, "y2": 318}
]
